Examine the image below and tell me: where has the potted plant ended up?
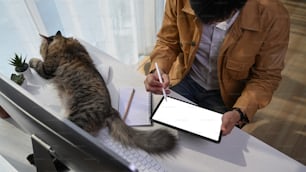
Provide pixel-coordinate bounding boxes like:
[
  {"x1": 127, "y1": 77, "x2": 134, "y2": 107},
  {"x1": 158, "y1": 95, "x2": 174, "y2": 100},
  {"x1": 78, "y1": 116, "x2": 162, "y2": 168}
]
[
  {"x1": 9, "y1": 53, "x2": 31, "y2": 85},
  {"x1": 9, "y1": 53, "x2": 29, "y2": 73},
  {"x1": 10, "y1": 73, "x2": 25, "y2": 85}
]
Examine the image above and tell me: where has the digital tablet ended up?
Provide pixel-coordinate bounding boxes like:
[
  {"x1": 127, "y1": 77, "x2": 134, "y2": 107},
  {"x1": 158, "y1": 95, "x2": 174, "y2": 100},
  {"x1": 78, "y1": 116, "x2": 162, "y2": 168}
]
[{"x1": 151, "y1": 96, "x2": 222, "y2": 143}]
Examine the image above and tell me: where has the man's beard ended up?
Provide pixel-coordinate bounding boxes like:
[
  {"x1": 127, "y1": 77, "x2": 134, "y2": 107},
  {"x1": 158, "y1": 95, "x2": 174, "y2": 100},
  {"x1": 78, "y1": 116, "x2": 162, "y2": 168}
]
[{"x1": 189, "y1": 0, "x2": 247, "y2": 24}]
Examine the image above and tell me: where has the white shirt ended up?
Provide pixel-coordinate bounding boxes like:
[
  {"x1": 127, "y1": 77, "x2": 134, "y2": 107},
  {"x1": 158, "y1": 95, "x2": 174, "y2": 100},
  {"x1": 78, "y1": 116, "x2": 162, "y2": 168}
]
[{"x1": 189, "y1": 11, "x2": 240, "y2": 90}]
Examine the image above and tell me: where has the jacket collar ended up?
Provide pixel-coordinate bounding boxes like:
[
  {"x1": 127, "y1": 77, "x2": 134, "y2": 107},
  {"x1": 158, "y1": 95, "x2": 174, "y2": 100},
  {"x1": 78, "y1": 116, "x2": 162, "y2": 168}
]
[
  {"x1": 181, "y1": 0, "x2": 260, "y2": 31},
  {"x1": 240, "y1": 0, "x2": 260, "y2": 31},
  {"x1": 182, "y1": 0, "x2": 195, "y2": 16}
]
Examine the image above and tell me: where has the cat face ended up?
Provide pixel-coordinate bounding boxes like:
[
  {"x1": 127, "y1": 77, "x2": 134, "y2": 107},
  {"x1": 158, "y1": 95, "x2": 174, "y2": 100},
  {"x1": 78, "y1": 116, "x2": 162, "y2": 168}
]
[{"x1": 40, "y1": 31, "x2": 60, "y2": 59}]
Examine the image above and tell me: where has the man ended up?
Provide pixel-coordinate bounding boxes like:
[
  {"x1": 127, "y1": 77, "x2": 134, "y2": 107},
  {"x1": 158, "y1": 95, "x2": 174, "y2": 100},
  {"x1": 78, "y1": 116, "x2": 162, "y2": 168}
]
[{"x1": 144, "y1": 0, "x2": 290, "y2": 135}]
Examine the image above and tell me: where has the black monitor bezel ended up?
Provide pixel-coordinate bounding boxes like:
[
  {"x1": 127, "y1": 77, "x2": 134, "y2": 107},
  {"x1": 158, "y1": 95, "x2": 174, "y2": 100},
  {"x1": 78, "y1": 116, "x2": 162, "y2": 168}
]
[{"x1": 0, "y1": 74, "x2": 136, "y2": 172}]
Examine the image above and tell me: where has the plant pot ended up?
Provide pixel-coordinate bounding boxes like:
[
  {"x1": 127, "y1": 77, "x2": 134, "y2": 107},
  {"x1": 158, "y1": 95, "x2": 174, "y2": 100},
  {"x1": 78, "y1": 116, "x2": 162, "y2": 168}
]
[
  {"x1": 21, "y1": 77, "x2": 28, "y2": 88},
  {"x1": 19, "y1": 67, "x2": 33, "y2": 81}
]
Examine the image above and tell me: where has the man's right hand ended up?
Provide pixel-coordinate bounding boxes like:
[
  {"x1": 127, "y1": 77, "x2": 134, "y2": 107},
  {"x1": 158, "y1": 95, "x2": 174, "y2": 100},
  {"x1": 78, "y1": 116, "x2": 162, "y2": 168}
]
[{"x1": 144, "y1": 70, "x2": 170, "y2": 95}]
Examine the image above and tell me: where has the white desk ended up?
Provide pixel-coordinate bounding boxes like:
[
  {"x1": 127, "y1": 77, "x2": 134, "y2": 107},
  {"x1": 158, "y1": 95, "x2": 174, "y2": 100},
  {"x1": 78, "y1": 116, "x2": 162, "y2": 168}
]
[
  {"x1": 0, "y1": 118, "x2": 35, "y2": 172},
  {"x1": 0, "y1": 40, "x2": 305, "y2": 172},
  {"x1": 0, "y1": 154, "x2": 18, "y2": 172},
  {"x1": 81, "y1": 41, "x2": 305, "y2": 172},
  {"x1": 74, "y1": 41, "x2": 306, "y2": 172}
]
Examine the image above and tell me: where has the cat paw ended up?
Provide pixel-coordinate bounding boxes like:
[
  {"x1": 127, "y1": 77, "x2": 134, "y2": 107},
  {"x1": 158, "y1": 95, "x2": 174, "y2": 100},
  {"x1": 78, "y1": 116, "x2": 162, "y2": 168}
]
[{"x1": 29, "y1": 58, "x2": 41, "y2": 68}]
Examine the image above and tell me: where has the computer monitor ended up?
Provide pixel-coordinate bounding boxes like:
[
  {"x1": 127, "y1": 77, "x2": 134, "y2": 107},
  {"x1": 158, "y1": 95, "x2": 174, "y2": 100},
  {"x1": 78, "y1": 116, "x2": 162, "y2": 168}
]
[{"x1": 0, "y1": 73, "x2": 137, "y2": 172}]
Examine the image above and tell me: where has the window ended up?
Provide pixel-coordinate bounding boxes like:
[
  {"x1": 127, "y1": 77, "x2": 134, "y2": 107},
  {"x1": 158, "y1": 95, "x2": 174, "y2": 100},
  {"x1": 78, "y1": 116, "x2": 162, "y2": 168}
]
[{"x1": 26, "y1": 0, "x2": 165, "y2": 64}]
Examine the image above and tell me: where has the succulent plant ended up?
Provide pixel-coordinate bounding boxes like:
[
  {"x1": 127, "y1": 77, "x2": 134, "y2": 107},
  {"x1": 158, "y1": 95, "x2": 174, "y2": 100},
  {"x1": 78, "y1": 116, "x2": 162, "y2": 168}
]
[
  {"x1": 10, "y1": 73, "x2": 25, "y2": 85},
  {"x1": 9, "y1": 53, "x2": 29, "y2": 73}
]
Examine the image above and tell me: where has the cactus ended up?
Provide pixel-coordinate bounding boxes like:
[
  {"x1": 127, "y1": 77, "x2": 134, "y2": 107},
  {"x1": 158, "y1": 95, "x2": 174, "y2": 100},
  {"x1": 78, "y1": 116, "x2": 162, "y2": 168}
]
[{"x1": 10, "y1": 73, "x2": 25, "y2": 85}]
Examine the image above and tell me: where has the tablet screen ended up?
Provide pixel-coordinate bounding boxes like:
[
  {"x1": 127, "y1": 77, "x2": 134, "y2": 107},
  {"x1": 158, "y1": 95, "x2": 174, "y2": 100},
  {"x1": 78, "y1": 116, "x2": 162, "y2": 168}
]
[{"x1": 151, "y1": 96, "x2": 222, "y2": 143}]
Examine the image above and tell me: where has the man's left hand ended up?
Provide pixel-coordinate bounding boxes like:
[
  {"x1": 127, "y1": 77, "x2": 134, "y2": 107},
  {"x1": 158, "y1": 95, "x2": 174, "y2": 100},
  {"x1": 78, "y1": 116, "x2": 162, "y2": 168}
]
[{"x1": 221, "y1": 110, "x2": 240, "y2": 135}]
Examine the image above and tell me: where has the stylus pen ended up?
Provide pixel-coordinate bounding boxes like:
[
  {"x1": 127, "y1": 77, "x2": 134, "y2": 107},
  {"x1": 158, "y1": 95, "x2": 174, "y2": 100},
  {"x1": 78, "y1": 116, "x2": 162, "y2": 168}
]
[{"x1": 155, "y1": 62, "x2": 167, "y2": 101}]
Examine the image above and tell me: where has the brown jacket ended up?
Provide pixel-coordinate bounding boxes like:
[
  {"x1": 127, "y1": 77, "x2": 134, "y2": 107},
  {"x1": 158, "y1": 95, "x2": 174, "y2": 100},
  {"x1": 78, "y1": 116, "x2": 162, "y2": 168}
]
[{"x1": 149, "y1": 0, "x2": 290, "y2": 120}]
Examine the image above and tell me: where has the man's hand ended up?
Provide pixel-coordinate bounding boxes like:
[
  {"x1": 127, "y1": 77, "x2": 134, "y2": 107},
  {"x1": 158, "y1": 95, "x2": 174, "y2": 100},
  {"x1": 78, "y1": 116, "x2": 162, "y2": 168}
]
[
  {"x1": 221, "y1": 110, "x2": 240, "y2": 135},
  {"x1": 144, "y1": 71, "x2": 170, "y2": 95}
]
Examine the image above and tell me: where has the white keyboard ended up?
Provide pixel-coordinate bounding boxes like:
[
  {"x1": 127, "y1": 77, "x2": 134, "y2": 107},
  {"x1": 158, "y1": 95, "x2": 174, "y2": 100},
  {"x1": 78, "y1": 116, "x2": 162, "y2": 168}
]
[{"x1": 98, "y1": 129, "x2": 166, "y2": 172}]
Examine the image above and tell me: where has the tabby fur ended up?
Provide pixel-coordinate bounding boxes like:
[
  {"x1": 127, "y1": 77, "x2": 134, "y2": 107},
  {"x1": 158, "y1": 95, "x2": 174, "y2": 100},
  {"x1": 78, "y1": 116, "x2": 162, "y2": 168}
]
[{"x1": 29, "y1": 31, "x2": 177, "y2": 154}]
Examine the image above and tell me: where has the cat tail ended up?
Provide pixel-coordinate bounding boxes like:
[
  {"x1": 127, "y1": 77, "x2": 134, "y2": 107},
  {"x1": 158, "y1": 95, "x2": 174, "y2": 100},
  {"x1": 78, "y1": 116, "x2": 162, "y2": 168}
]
[{"x1": 106, "y1": 109, "x2": 177, "y2": 154}]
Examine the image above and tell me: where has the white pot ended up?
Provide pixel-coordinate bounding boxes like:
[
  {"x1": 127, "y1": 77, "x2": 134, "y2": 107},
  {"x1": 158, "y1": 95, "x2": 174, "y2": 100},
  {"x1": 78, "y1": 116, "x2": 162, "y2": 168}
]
[
  {"x1": 21, "y1": 77, "x2": 28, "y2": 88},
  {"x1": 18, "y1": 67, "x2": 33, "y2": 82}
]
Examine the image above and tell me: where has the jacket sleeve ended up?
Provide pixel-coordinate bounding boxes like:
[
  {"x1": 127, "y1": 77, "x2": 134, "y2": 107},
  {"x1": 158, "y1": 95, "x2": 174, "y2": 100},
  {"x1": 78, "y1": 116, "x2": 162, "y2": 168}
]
[
  {"x1": 149, "y1": 0, "x2": 181, "y2": 73},
  {"x1": 234, "y1": 8, "x2": 290, "y2": 120}
]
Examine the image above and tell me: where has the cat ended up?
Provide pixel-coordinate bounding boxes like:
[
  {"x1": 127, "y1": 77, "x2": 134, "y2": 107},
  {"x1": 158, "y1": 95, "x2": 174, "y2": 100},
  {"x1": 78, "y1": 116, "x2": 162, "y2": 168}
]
[{"x1": 29, "y1": 31, "x2": 177, "y2": 154}]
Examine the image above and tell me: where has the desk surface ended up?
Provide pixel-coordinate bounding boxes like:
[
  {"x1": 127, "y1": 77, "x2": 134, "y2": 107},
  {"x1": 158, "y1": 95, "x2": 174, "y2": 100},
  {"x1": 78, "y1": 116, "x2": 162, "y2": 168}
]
[
  {"x1": 0, "y1": 118, "x2": 35, "y2": 172},
  {"x1": 0, "y1": 154, "x2": 18, "y2": 172},
  {"x1": 0, "y1": 40, "x2": 305, "y2": 172},
  {"x1": 83, "y1": 41, "x2": 305, "y2": 172}
]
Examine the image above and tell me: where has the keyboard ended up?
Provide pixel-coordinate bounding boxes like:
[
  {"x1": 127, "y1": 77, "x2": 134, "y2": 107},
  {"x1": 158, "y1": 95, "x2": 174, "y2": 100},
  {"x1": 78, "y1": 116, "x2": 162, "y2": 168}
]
[{"x1": 98, "y1": 129, "x2": 166, "y2": 172}]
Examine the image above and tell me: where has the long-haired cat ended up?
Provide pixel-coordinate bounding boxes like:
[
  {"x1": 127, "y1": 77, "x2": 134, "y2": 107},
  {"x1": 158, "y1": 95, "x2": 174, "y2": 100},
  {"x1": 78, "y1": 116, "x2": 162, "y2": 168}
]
[{"x1": 29, "y1": 31, "x2": 176, "y2": 154}]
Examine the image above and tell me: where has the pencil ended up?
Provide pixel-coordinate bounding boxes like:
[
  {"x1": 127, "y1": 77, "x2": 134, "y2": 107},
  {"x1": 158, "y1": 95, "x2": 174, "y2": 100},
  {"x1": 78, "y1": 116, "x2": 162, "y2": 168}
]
[{"x1": 123, "y1": 88, "x2": 135, "y2": 122}]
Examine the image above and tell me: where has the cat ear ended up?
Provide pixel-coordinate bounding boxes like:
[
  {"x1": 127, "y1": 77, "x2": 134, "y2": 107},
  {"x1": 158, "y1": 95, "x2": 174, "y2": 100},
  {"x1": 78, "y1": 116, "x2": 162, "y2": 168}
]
[
  {"x1": 39, "y1": 33, "x2": 48, "y2": 39},
  {"x1": 56, "y1": 31, "x2": 62, "y2": 37},
  {"x1": 39, "y1": 33, "x2": 54, "y2": 44}
]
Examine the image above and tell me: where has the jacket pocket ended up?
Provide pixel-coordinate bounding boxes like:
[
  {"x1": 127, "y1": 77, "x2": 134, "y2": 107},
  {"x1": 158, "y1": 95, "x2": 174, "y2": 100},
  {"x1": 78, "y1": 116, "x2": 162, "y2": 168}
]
[{"x1": 226, "y1": 60, "x2": 251, "y2": 80}]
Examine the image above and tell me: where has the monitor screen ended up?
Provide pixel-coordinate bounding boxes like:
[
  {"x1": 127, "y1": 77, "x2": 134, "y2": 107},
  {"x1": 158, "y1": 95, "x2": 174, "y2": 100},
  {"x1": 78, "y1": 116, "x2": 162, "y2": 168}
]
[{"x1": 0, "y1": 73, "x2": 136, "y2": 172}]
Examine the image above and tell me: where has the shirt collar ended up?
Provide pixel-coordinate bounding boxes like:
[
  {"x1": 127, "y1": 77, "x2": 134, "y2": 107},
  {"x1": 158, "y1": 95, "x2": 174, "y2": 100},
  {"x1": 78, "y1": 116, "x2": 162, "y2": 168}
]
[{"x1": 216, "y1": 10, "x2": 240, "y2": 31}]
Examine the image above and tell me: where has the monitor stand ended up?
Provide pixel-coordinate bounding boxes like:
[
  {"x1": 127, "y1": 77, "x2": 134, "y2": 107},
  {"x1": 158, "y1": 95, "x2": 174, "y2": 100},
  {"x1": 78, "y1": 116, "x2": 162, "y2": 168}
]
[{"x1": 28, "y1": 135, "x2": 69, "y2": 172}]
